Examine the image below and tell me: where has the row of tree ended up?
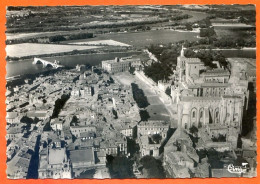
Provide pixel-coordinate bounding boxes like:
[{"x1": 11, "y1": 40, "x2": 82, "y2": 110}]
[
  {"x1": 6, "y1": 33, "x2": 94, "y2": 45},
  {"x1": 49, "y1": 33, "x2": 94, "y2": 42},
  {"x1": 170, "y1": 14, "x2": 191, "y2": 21},
  {"x1": 213, "y1": 36, "x2": 256, "y2": 48},
  {"x1": 7, "y1": 17, "x2": 169, "y2": 33}
]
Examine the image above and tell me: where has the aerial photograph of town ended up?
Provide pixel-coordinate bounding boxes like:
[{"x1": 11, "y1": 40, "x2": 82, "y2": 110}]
[{"x1": 5, "y1": 5, "x2": 256, "y2": 179}]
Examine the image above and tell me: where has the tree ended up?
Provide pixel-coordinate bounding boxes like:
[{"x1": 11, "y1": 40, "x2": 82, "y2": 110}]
[
  {"x1": 200, "y1": 27, "x2": 216, "y2": 38},
  {"x1": 195, "y1": 50, "x2": 218, "y2": 68},
  {"x1": 129, "y1": 66, "x2": 135, "y2": 75},
  {"x1": 185, "y1": 23, "x2": 193, "y2": 31},
  {"x1": 21, "y1": 116, "x2": 37, "y2": 130},
  {"x1": 144, "y1": 62, "x2": 173, "y2": 83},
  {"x1": 213, "y1": 52, "x2": 228, "y2": 68},
  {"x1": 140, "y1": 155, "x2": 166, "y2": 178},
  {"x1": 21, "y1": 116, "x2": 34, "y2": 124},
  {"x1": 189, "y1": 125, "x2": 198, "y2": 136},
  {"x1": 236, "y1": 38, "x2": 246, "y2": 47},
  {"x1": 184, "y1": 48, "x2": 197, "y2": 58},
  {"x1": 49, "y1": 35, "x2": 66, "y2": 42},
  {"x1": 139, "y1": 110, "x2": 150, "y2": 121},
  {"x1": 106, "y1": 155, "x2": 135, "y2": 178},
  {"x1": 70, "y1": 115, "x2": 79, "y2": 126}
]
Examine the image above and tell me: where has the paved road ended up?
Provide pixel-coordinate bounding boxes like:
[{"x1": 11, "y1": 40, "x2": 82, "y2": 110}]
[{"x1": 113, "y1": 72, "x2": 170, "y2": 121}]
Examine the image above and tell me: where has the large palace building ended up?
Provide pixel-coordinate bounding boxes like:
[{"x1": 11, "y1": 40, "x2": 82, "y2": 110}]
[
  {"x1": 102, "y1": 57, "x2": 130, "y2": 73},
  {"x1": 171, "y1": 47, "x2": 249, "y2": 146}
]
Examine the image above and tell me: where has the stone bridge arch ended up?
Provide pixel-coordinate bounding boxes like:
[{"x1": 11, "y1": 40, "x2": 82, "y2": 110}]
[
  {"x1": 33, "y1": 57, "x2": 64, "y2": 69},
  {"x1": 34, "y1": 58, "x2": 44, "y2": 65},
  {"x1": 45, "y1": 63, "x2": 54, "y2": 68}
]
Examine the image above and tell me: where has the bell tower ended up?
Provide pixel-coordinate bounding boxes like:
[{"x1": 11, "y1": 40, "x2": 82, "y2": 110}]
[{"x1": 180, "y1": 45, "x2": 185, "y2": 57}]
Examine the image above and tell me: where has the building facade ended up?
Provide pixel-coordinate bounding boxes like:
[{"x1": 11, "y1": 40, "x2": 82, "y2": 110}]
[
  {"x1": 171, "y1": 46, "x2": 249, "y2": 146},
  {"x1": 38, "y1": 147, "x2": 72, "y2": 179},
  {"x1": 102, "y1": 57, "x2": 130, "y2": 73}
]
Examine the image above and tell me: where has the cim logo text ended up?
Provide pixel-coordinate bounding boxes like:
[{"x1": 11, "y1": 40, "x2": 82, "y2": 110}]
[{"x1": 227, "y1": 163, "x2": 248, "y2": 174}]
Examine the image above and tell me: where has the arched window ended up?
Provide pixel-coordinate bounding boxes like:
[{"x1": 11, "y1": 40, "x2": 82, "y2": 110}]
[{"x1": 191, "y1": 108, "x2": 197, "y2": 119}]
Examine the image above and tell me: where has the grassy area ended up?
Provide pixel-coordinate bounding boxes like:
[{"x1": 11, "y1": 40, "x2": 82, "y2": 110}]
[
  {"x1": 68, "y1": 39, "x2": 131, "y2": 47},
  {"x1": 63, "y1": 30, "x2": 199, "y2": 48}
]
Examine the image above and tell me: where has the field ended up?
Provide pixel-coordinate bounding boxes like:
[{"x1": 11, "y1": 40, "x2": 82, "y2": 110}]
[
  {"x1": 68, "y1": 39, "x2": 131, "y2": 47},
  {"x1": 215, "y1": 28, "x2": 255, "y2": 38},
  {"x1": 66, "y1": 30, "x2": 199, "y2": 48},
  {"x1": 212, "y1": 23, "x2": 254, "y2": 28},
  {"x1": 6, "y1": 43, "x2": 102, "y2": 57}
]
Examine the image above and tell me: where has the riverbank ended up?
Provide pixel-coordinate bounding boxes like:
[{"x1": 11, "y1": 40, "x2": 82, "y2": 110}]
[
  {"x1": 194, "y1": 47, "x2": 256, "y2": 51},
  {"x1": 5, "y1": 43, "x2": 103, "y2": 58},
  {"x1": 6, "y1": 48, "x2": 138, "y2": 62},
  {"x1": 173, "y1": 28, "x2": 200, "y2": 33}
]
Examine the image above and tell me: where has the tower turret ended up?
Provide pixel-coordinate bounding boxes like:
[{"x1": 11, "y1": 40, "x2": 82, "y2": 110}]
[{"x1": 180, "y1": 45, "x2": 185, "y2": 57}]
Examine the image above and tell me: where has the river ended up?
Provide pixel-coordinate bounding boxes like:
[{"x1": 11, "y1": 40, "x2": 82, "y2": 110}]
[
  {"x1": 6, "y1": 52, "x2": 141, "y2": 78},
  {"x1": 5, "y1": 9, "x2": 255, "y2": 78},
  {"x1": 6, "y1": 48, "x2": 255, "y2": 78},
  {"x1": 178, "y1": 9, "x2": 208, "y2": 23},
  {"x1": 6, "y1": 28, "x2": 200, "y2": 78},
  {"x1": 6, "y1": 9, "x2": 207, "y2": 78}
]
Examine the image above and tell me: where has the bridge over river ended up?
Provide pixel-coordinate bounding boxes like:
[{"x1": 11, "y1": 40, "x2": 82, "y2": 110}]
[{"x1": 32, "y1": 57, "x2": 64, "y2": 68}]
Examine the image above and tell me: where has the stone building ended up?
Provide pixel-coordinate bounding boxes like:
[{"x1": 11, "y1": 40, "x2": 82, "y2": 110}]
[
  {"x1": 6, "y1": 112, "x2": 22, "y2": 124},
  {"x1": 171, "y1": 46, "x2": 249, "y2": 147},
  {"x1": 70, "y1": 125, "x2": 96, "y2": 138},
  {"x1": 99, "y1": 130, "x2": 128, "y2": 156},
  {"x1": 102, "y1": 57, "x2": 130, "y2": 73},
  {"x1": 69, "y1": 148, "x2": 95, "y2": 176},
  {"x1": 50, "y1": 118, "x2": 63, "y2": 131},
  {"x1": 6, "y1": 148, "x2": 33, "y2": 179},
  {"x1": 138, "y1": 135, "x2": 161, "y2": 157},
  {"x1": 38, "y1": 147, "x2": 72, "y2": 179},
  {"x1": 137, "y1": 120, "x2": 169, "y2": 157},
  {"x1": 163, "y1": 128, "x2": 200, "y2": 178},
  {"x1": 71, "y1": 86, "x2": 93, "y2": 98},
  {"x1": 158, "y1": 79, "x2": 171, "y2": 93},
  {"x1": 137, "y1": 120, "x2": 169, "y2": 138}
]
